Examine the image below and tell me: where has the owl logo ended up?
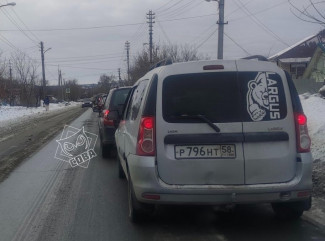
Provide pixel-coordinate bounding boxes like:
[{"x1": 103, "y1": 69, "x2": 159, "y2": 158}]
[
  {"x1": 56, "y1": 127, "x2": 90, "y2": 157},
  {"x1": 55, "y1": 125, "x2": 98, "y2": 168}
]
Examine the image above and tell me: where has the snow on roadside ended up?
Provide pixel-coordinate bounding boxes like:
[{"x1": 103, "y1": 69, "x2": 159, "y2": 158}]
[
  {"x1": 0, "y1": 102, "x2": 81, "y2": 128},
  {"x1": 301, "y1": 94, "x2": 325, "y2": 162}
]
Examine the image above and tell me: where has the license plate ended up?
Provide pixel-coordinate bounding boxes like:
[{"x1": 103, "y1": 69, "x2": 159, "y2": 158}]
[{"x1": 174, "y1": 144, "x2": 236, "y2": 159}]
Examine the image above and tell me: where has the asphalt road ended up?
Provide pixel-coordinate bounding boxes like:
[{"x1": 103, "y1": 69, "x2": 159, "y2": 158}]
[{"x1": 0, "y1": 109, "x2": 324, "y2": 241}]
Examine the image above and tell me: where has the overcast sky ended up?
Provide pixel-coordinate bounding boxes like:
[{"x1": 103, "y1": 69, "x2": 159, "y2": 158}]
[{"x1": 0, "y1": 0, "x2": 322, "y2": 85}]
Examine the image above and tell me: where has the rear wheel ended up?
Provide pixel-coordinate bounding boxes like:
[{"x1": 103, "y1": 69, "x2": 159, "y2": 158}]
[
  {"x1": 272, "y1": 199, "x2": 310, "y2": 220},
  {"x1": 128, "y1": 176, "x2": 154, "y2": 223}
]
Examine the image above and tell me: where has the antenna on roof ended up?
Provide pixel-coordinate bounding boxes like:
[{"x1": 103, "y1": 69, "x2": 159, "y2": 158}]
[{"x1": 149, "y1": 58, "x2": 173, "y2": 70}]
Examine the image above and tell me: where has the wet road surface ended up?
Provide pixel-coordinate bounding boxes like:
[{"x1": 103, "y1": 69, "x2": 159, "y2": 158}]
[{"x1": 0, "y1": 109, "x2": 324, "y2": 241}]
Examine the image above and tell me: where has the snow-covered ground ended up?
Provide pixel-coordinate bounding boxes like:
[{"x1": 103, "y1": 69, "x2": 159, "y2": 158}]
[
  {"x1": 0, "y1": 102, "x2": 81, "y2": 128},
  {"x1": 301, "y1": 94, "x2": 325, "y2": 162}
]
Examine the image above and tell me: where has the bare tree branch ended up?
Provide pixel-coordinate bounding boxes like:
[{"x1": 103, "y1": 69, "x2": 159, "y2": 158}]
[
  {"x1": 309, "y1": 0, "x2": 325, "y2": 20},
  {"x1": 289, "y1": 0, "x2": 325, "y2": 26}
]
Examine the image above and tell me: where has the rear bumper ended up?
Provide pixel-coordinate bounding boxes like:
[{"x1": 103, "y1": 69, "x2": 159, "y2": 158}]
[{"x1": 127, "y1": 153, "x2": 313, "y2": 205}]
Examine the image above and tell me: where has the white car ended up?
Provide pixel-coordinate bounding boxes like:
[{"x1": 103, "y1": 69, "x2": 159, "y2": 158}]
[{"x1": 111, "y1": 59, "x2": 313, "y2": 222}]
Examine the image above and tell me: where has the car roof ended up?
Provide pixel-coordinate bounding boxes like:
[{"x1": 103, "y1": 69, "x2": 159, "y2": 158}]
[
  {"x1": 109, "y1": 86, "x2": 132, "y2": 93},
  {"x1": 137, "y1": 59, "x2": 283, "y2": 84}
]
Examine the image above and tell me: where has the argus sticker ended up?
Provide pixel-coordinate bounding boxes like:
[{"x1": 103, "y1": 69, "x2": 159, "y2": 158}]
[
  {"x1": 246, "y1": 72, "x2": 285, "y2": 122},
  {"x1": 55, "y1": 125, "x2": 98, "y2": 168}
]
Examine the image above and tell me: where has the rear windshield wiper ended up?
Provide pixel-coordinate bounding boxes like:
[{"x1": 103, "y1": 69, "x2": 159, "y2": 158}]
[{"x1": 171, "y1": 114, "x2": 220, "y2": 133}]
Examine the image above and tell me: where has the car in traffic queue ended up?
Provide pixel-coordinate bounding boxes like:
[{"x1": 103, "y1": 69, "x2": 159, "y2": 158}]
[
  {"x1": 81, "y1": 98, "x2": 93, "y2": 108},
  {"x1": 98, "y1": 87, "x2": 132, "y2": 158},
  {"x1": 110, "y1": 58, "x2": 313, "y2": 222}
]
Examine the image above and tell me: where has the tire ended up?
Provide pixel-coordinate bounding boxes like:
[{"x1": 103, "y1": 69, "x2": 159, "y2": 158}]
[
  {"x1": 272, "y1": 200, "x2": 308, "y2": 220},
  {"x1": 128, "y1": 175, "x2": 154, "y2": 223},
  {"x1": 117, "y1": 155, "x2": 126, "y2": 179}
]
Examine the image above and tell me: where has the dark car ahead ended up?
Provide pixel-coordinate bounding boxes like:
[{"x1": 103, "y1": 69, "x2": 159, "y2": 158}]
[
  {"x1": 81, "y1": 98, "x2": 92, "y2": 108},
  {"x1": 98, "y1": 87, "x2": 131, "y2": 157}
]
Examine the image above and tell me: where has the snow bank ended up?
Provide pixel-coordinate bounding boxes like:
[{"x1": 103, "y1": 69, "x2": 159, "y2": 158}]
[
  {"x1": 0, "y1": 102, "x2": 80, "y2": 128},
  {"x1": 301, "y1": 94, "x2": 325, "y2": 162}
]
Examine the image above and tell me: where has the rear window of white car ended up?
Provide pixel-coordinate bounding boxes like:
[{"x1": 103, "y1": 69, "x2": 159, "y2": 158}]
[
  {"x1": 162, "y1": 71, "x2": 287, "y2": 123},
  {"x1": 163, "y1": 72, "x2": 241, "y2": 123}
]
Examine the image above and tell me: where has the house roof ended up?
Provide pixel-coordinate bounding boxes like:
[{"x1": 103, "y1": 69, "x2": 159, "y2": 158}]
[{"x1": 268, "y1": 34, "x2": 317, "y2": 60}]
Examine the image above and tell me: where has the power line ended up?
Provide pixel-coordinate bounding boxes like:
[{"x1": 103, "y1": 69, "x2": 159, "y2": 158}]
[
  {"x1": 0, "y1": 22, "x2": 145, "y2": 32},
  {"x1": 168, "y1": 1, "x2": 205, "y2": 19},
  {"x1": 9, "y1": 7, "x2": 41, "y2": 42},
  {"x1": 155, "y1": 0, "x2": 174, "y2": 11},
  {"x1": 46, "y1": 58, "x2": 134, "y2": 65},
  {"x1": 47, "y1": 64, "x2": 116, "y2": 71},
  {"x1": 158, "y1": 0, "x2": 198, "y2": 18},
  {"x1": 156, "y1": 0, "x2": 186, "y2": 14},
  {"x1": 0, "y1": 33, "x2": 20, "y2": 51},
  {"x1": 0, "y1": 8, "x2": 38, "y2": 44},
  {"x1": 46, "y1": 55, "x2": 127, "y2": 63},
  {"x1": 229, "y1": 0, "x2": 288, "y2": 22},
  {"x1": 156, "y1": 19, "x2": 171, "y2": 45},
  {"x1": 224, "y1": 31, "x2": 251, "y2": 56},
  {"x1": 158, "y1": 14, "x2": 215, "y2": 22},
  {"x1": 0, "y1": 14, "x2": 217, "y2": 32},
  {"x1": 194, "y1": 27, "x2": 218, "y2": 50},
  {"x1": 233, "y1": 0, "x2": 290, "y2": 47},
  {"x1": 191, "y1": 23, "x2": 216, "y2": 47}
]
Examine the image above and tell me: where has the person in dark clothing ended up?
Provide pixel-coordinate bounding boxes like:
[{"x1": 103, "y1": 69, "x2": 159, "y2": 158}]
[{"x1": 44, "y1": 96, "x2": 50, "y2": 111}]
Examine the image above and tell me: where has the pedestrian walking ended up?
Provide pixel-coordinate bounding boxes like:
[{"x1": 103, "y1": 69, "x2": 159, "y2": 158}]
[{"x1": 44, "y1": 96, "x2": 50, "y2": 111}]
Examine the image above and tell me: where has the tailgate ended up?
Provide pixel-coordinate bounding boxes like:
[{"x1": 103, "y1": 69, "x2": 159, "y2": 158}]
[{"x1": 156, "y1": 64, "x2": 245, "y2": 185}]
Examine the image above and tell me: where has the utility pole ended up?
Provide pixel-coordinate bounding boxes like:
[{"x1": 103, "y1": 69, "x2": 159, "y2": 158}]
[
  {"x1": 217, "y1": 0, "x2": 227, "y2": 59},
  {"x1": 118, "y1": 68, "x2": 121, "y2": 81},
  {"x1": 125, "y1": 41, "x2": 130, "y2": 82},
  {"x1": 40, "y1": 41, "x2": 51, "y2": 99},
  {"x1": 58, "y1": 66, "x2": 60, "y2": 86},
  {"x1": 58, "y1": 66, "x2": 63, "y2": 100},
  {"x1": 9, "y1": 60, "x2": 12, "y2": 81},
  {"x1": 40, "y1": 41, "x2": 46, "y2": 98},
  {"x1": 146, "y1": 10, "x2": 155, "y2": 64},
  {"x1": 9, "y1": 60, "x2": 13, "y2": 105}
]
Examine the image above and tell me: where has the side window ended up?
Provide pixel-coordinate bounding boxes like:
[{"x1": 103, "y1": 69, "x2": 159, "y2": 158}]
[
  {"x1": 104, "y1": 91, "x2": 112, "y2": 109},
  {"x1": 123, "y1": 88, "x2": 135, "y2": 120},
  {"x1": 125, "y1": 80, "x2": 149, "y2": 121}
]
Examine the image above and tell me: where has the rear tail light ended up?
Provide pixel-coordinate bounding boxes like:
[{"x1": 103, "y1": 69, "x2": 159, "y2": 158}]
[
  {"x1": 136, "y1": 116, "x2": 155, "y2": 156},
  {"x1": 103, "y1": 109, "x2": 114, "y2": 126},
  {"x1": 294, "y1": 113, "x2": 311, "y2": 153}
]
